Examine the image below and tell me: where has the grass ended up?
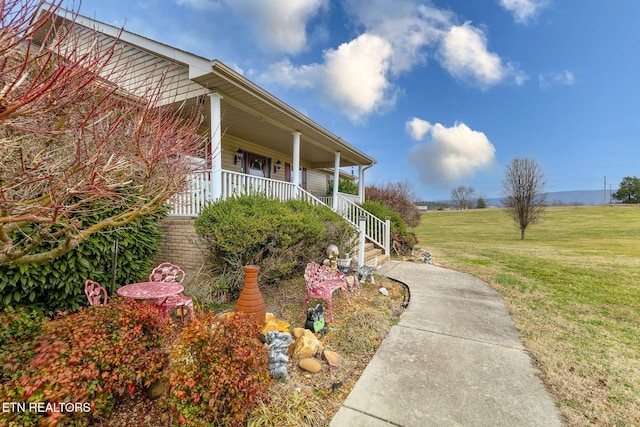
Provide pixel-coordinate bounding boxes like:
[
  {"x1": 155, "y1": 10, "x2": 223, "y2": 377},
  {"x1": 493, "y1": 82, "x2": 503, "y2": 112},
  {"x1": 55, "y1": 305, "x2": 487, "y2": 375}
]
[{"x1": 413, "y1": 205, "x2": 640, "y2": 426}]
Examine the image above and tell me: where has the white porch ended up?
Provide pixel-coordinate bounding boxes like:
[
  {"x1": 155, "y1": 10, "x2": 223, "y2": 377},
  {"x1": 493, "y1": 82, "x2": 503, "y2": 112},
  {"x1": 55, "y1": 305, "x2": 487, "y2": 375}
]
[{"x1": 169, "y1": 170, "x2": 391, "y2": 264}]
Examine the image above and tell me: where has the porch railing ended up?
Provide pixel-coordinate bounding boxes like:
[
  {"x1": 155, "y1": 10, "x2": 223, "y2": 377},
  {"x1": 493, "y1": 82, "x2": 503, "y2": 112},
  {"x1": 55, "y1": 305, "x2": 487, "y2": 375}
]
[
  {"x1": 169, "y1": 170, "x2": 210, "y2": 217},
  {"x1": 221, "y1": 170, "x2": 298, "y2": 201},
  {"x1": 332, "y1": 193, "x2": 389, "y2": 255},
  {"x1": 170, "y1": 170, "x2": 301, "y2": 216},
  {"x1": 169, "y1": 170, "x2": 389, "y2": 256}
]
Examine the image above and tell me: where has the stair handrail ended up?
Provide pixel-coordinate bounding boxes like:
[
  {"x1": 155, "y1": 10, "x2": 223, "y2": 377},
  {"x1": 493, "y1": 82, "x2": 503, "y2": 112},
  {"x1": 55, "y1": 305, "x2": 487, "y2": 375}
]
[{"x1": 334, "y1": 193, "x2": 389, "y2": 255}]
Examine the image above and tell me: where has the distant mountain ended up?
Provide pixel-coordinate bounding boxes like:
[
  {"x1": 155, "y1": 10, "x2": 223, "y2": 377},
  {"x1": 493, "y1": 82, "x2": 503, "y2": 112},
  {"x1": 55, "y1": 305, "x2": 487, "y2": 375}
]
[{"x1": 485, "y1": 190, "x2": 609, "y2": 207}]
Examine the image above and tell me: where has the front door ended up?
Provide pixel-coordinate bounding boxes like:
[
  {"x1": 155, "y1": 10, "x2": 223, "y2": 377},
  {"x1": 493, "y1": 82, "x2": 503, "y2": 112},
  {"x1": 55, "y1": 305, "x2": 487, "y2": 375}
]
[{"x1": 244, "y1": 152, "x2": 270, "y2": 178}]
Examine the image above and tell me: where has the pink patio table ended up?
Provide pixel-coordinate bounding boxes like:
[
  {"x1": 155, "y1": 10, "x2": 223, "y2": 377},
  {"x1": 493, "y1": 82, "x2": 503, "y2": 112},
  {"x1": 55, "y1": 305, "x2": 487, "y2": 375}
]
[{"x1": 116, "y1": 281, "x2": 183, "y2": 302}]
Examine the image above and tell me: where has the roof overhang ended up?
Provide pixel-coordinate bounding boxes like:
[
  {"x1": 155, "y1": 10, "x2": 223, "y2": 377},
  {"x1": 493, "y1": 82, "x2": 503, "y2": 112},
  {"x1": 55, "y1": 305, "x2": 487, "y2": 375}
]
[{"x1": 33, "y1": 4, "x2": 377, "y2": 169}]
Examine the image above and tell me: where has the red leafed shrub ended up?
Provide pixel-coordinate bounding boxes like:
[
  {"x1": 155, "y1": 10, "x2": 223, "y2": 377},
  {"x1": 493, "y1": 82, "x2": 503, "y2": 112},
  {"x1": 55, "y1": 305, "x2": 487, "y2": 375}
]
[
  {"x1": 169, "y1": 311, "x2": 271, "y2": 426},
  {"x1": 0, "y1": 299, "x2": 169, "y2": 426}
]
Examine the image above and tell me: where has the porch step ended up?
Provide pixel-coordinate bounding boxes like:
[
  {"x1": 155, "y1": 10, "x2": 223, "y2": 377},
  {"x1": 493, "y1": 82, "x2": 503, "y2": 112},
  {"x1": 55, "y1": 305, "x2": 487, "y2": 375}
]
[{"x1": 362, "y1": 243, "x2": 389, "y2": 267}]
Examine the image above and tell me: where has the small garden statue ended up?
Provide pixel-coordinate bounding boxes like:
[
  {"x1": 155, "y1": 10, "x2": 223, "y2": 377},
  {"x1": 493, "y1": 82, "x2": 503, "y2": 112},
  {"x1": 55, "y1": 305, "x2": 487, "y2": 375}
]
[
  {"x1": 305, "y1": 303, "x2": 327, "y2": 335},
  {"x1": 265, "y1": 330, "x2": 293, "y2": 380},
  {"x1": 323, "y1": 244, "x2": 339, "y2": 269}
]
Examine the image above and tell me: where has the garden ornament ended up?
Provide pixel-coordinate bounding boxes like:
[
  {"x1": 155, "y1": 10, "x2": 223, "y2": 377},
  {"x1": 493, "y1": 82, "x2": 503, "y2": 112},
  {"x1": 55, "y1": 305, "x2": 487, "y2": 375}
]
[
  {"x1": 265, "y1": 331, "x2": 293, "y2": 380},
  {"x1": 323, "y1": 244, "x2": 339, "y2": 269},
  {"x1": 305, "y1": 303, "x2": 327, "y2": 335}
]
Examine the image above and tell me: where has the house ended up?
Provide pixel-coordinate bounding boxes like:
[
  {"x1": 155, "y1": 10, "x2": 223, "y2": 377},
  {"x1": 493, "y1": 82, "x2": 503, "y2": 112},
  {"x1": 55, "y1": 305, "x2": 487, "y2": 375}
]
[{"x1": 34, "y1": 5, "x2": 390, "y2": 275}]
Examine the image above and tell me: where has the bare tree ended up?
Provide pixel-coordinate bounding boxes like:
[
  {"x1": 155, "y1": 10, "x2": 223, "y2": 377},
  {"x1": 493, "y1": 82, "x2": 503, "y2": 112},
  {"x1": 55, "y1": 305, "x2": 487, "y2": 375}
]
[
  {"x1": 501, "y1": 158, "x2": 546, "y2": 240},
  {"x1": 0, "y1": 1, "x2": 206, "y2": 265},
  {"x1": 450, "y1": 185, "x2": 475, "y2": 210}
]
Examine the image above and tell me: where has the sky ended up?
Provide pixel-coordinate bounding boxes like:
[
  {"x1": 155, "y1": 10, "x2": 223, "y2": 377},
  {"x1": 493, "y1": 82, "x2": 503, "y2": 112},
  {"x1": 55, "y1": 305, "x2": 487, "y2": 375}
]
[{"x1": 66, "y1": 0, "x2": 640, "y2": 201}]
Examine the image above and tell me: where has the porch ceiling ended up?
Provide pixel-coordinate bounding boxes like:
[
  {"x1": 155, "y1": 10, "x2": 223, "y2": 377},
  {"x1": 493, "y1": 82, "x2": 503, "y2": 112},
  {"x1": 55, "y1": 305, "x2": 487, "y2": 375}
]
[{"x1": 191, "y1": 61, "x2": 376, "y2": 169}]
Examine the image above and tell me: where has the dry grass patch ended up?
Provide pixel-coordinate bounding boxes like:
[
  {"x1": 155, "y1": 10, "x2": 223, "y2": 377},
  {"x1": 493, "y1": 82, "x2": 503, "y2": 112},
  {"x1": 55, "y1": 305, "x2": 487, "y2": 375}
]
[{"x1": 256, "y1": 275, "x2": 406, "y2": 425}]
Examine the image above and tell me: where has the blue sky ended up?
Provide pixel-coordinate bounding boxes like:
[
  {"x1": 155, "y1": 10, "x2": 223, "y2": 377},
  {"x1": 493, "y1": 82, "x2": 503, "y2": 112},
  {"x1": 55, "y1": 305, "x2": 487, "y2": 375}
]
[{"x1": 68, "y1": 0, "x2": 640, "y2": 201}]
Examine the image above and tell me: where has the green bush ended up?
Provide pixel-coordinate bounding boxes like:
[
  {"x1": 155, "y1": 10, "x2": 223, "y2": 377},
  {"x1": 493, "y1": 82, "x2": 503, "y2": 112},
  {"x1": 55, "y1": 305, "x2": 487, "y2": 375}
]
[
  {"x1": 195, "y1": 195, "x2": 354, "y2": 300},
  {"x1": 360, "y1": 200, "x2": 407, "y2": 236},
  {"x1": 0, "y1": 306, "x2": 45, "y2": 382},
  {"x1": 0, "y1": 299, "x2": 170, "y2": 426},
  {"x1": 327, "y1": 178, "x2": 359, "y2": 196},
  {"x1": 360, "y1": 200, "x2": 416, "y2": 254},
  {"x1": 0, "y1": 205, "x2": 167, "y2": 314},
  {"x1": 169, "y1": 311, "x2": 271, "y2": 426}
]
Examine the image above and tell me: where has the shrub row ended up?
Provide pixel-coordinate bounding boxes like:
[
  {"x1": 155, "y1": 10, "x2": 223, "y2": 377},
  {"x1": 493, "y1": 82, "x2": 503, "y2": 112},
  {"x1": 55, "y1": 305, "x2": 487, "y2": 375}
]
[
  {"x1": 0, "y1": 299, "x2": 169, "y2": 426},
  {"x1": 169, "y1": 312, "x2": 271, "y2": 426},
  {"x1": 360, "y1": 200, "x2": 417, "y2": 255},
  {"x1": 0, "y1": 204, "x2": 167, "y2": 314},
  {"x1": 0, "y1": 304, "x2": 270, "y2": 426},
  {"x1": 194, "y1": 195, "x2": 354, "y2": 300}
]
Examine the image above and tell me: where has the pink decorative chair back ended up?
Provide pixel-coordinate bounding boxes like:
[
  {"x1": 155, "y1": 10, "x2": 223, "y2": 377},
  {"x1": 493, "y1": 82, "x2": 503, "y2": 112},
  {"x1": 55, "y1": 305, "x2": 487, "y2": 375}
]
[
  {"x1": 149, "y1": 263, "x2": 194, "y2": 322},
  {"x1": 84, "y1": 280, "x2": 108, "y2": 306},
  {"x1": 149, "y1": 263, "x2": 185, "y2": 283},
  {"x1": 302, "y1": 262, "x2": 350, "y2": 322}
]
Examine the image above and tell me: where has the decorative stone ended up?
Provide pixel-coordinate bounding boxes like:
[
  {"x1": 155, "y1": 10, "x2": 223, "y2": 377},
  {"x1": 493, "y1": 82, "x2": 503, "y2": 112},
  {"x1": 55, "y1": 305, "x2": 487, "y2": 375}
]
[
  {"x1": 262, "y1": 319, "x2": 291, "y2": 335},
  {"x1": 291, "y1": 329, "x2": 319, "y2": 359},
  {"x1": 217, "y1": 311, "x2": 234, "y2": 321},
  {"x1": 292, "y1": 327, "x2": 305, "y2": 339},
  {"x1": 235, "y1": 265, "x2": 266, "y2": 327},
  {"x1": 323, "y1": 350, "x2": 342, "y2": 367},
  {"x1": 379, "y1": 287, "x2": 389, "y2": 296},
  {"x1": 265, "y1": 312, "x2": 276, "y2": 323},
  {"x1": 299, "y1": 357, "x2": 322, "y2": 374}
]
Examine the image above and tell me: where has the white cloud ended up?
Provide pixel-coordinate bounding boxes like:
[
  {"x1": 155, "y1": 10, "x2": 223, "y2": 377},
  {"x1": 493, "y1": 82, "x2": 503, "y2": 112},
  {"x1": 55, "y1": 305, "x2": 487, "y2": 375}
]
[
  {"x1": 498, "y1": 0, "x2": 549, "y2": 24},
  {"x1": 438, "y1": 22, "x2": 525, "y2": 89},
  {"x1": 175, "y1": 0, "x2": 326, "y2": 54},
  {"x1": 406, "y1": 117, "x2": 432, "y2": 141},
  {"x1": 539, "y1": 70, "x2": 576, "y2": 88},
  {"x1": 342, "y1": 0, "x2": 451, "y2": 74},
  {"x1": 261, "y1": 0, "x2": 526, "y2": 121},
  {"x1": 406, "y1": 120, "x2": 496, "y2": 186},
  {"x1": 226, "y1": 0, "x2": 327, "y2": 54},
  {"x1": 262, "y1": 33, "x2": 395, "y2": 123}
]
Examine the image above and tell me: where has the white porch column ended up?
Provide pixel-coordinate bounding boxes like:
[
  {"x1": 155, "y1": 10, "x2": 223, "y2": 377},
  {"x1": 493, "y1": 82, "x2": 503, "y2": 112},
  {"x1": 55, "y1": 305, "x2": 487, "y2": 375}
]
[
  {"x1": 358, "y1": 165, "x2": 364, "y2": 203},
  {"x1": 332, "y1": 152, "x2": 340, "y2": 210},
  {"x1": 208, "y1": 92, "x2": 223, "y2": 200},
  {"x1": 292, "y1": 132, "x2": 301, "y2": 194}
]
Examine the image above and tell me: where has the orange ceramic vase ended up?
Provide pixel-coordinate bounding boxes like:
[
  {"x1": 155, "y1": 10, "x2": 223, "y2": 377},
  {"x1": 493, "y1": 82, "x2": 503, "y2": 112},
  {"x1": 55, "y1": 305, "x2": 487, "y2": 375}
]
[{"x1": 235, "y1": 265, "x2": 266, "y2": 327}]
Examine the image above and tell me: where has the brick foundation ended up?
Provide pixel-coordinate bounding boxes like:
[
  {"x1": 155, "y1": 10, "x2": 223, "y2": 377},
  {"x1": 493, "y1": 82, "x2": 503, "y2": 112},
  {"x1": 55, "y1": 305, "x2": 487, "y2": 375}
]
[{"x1": 154, "y1": 218, "x2": 208, "y2": 280}]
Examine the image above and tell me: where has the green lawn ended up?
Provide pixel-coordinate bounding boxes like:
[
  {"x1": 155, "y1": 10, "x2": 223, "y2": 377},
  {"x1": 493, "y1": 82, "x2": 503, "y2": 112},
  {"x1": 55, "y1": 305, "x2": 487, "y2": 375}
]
[{"x1": 413, "y1": 205, "x2": 640, "y2": 426}]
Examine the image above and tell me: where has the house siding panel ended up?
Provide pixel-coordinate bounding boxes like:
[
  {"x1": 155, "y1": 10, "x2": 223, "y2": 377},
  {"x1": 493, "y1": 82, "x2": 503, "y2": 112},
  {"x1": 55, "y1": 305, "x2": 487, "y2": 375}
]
[{"x1": 306, "y1": 169, "x2": 328, "y2": 197}]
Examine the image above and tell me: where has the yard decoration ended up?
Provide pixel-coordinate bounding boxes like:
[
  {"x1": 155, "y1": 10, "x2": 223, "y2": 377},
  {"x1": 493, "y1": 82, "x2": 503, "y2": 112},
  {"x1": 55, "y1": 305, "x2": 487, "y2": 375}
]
[
  {"x1": 235, "y1": 265, "x2": 267, "y2": 327},
  {"x1": 304, "y1": 303, "x2": 327, "y2": 335},
  {"x1": 302, "y1": 262, "x2": 351, "y2": 322},
  {"x1": 323, "y1": 244, "x2": 339, "y2": 268},
  {"x1": 265, "y1": 331, "x2": 293, "y2": 380}
]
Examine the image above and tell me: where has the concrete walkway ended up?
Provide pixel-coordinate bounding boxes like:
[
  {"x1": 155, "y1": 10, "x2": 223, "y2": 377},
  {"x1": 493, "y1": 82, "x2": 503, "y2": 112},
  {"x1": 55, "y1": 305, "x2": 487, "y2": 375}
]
[{"x1": 330, "y1": 261, "x2": 563, "y2": 427}]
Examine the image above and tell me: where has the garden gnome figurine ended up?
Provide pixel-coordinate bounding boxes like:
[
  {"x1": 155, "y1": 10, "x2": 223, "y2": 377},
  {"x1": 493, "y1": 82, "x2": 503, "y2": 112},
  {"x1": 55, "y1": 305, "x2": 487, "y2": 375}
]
[
  {"x1": 324, "y1": 244, "x2": 339, "y2": 269},
  {"x1": 265, "y1": 331, "x2": 293, "y2": 380}
]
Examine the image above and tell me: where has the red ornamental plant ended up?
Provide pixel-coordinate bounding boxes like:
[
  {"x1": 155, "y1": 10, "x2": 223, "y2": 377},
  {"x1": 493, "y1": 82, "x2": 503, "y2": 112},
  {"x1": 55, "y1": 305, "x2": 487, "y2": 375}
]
[
  {"x1": 0, "y1": 0, "x2": 206, "y2": 265},
  {"x1": 169, "y1": 311, "x2": 271, "y2": 426},
  {"x1": 0, "y1": 299, "x2": 170, "y2": 426}
]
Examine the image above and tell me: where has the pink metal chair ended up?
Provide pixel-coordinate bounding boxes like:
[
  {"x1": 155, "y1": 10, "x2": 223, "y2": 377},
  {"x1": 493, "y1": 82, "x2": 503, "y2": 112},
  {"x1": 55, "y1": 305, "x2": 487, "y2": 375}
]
[
  {"x1": 84, "y1": 280, "x2": 108, "y2": 306},
  {"x1": 149, "y1": 263, "x2": 194, "y2": 321},
  {"x1": 302, "y1": 262, "x2": 351, "y2": 322}
]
